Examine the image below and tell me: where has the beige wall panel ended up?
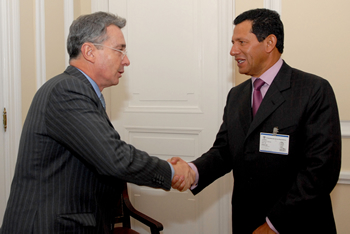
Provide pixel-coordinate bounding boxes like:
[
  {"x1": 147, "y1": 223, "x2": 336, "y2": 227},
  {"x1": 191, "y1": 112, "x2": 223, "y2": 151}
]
[
  {"x1": 20, "y1": 0, "x2": 37, "y2": 123},
  {"x1": 235, "y1": 0, "x2": 263, "y2": 16},
  {"x1": 331, "y1": 184, "x2": 350, "y2": 233},
  {"x1": 45, "y1": 0, "x2": 66, "y2": 80},
  {"x1": 282, "y1": 0, "x2": 350, "y2": 120},
  {"x1": 282, "y1": 3, "x2": 350, "y2": 233},
  {"x1": 74, "y1": 0, "x2": 91, "y2": 18},
  {"x1": 20, "y1": 0, "x2": 91, "y2": 122},
  {"x1": 341, "y1": 138, "x2": 350, "y2": 171}
]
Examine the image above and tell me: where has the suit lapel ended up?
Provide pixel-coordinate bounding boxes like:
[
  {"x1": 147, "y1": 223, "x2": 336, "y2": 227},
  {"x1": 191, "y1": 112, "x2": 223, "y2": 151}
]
[{"x1": 246, "y1": 61, "x2": 292, "y2": 138}]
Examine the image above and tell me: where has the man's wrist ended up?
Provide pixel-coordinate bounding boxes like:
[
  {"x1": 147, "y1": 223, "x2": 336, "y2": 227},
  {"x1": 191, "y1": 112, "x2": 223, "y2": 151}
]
[
  {"x1": 167, "y1": 161, "x2": 175, "y2": 180},
  {"x1": 188, "y1": 162, "x2": 199, "y2": 189}
]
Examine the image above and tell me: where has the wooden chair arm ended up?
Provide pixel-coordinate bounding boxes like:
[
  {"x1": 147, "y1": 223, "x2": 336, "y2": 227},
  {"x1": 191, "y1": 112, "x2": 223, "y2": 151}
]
[{"x1": 122, "y1": 186, "x2": 163, "y2": 233}]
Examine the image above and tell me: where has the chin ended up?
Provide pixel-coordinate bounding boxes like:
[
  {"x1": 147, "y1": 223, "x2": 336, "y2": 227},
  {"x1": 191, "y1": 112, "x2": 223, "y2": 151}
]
[
  {"x1": 112, "y1": 79, "x2": 120, "y2": 86},
  {"x1": 238, "y1": 69, "x2": 248, "y2": 75}
]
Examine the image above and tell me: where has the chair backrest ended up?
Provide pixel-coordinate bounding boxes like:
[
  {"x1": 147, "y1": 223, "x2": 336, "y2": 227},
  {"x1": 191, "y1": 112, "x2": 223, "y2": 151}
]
[{"x1": 114, "y1": 182, "x2": 131, "y2": 228}]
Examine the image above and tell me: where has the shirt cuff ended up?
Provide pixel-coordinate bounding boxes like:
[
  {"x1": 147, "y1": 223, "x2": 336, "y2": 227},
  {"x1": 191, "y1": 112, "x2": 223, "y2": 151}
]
[
  {"x1": 167, "y1": 161, "x2": 175, "y2": 180},
  {"x1": 266, "y1": 217, "x2": 279, "y2": 234},
  {"x1": 188, "y1": 162, "x2": 199, "y2": 190}
]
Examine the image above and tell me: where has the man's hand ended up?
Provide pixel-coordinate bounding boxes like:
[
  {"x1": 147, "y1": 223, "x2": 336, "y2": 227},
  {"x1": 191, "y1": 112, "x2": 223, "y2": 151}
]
[
  {"x1": 168, "y1": 157, "x2": 195, "y2": 192},
  {"x1": 253, "y1": 222, "x2": 276, "y2": 234}
]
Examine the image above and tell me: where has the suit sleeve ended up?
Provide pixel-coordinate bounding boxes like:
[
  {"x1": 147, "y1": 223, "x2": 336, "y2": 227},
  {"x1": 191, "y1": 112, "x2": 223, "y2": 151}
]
[
  {"x1": 45, "y1": 77, "x2": 172, "y2": 190},
  {"x1": 268, "y1": 79, "x2": 341, "y2": 232}
]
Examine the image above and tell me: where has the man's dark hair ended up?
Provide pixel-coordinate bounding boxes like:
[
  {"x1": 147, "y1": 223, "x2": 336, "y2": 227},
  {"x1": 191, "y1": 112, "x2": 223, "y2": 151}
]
[{"x1": 234, "y1": 8, "x2": 284, "y2": 53}]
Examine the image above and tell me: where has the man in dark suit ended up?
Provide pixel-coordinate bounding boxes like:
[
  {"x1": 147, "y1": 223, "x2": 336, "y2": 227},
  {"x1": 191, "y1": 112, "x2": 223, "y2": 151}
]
[
  {"x1": 170, "y1": 8, "x2": 341, "y2": 233},
  {"x1": 0, "y1": 12, "x2": 193, "y2": 234}
]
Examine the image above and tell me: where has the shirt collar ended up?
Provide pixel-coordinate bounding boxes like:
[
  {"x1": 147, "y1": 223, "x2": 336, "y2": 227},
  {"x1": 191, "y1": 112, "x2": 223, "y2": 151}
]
[
  {"x1": 76, "y1": 68, "x2": 102, "y2": 98},
  {"x1": 251, "y1": 57, "x2": 283, "y2": 85}
]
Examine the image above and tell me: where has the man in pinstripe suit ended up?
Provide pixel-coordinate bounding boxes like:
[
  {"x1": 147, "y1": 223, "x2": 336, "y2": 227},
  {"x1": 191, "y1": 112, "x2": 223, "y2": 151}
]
[{"x1": 0, "y1": 12, "x2": 195, "y2": 234}]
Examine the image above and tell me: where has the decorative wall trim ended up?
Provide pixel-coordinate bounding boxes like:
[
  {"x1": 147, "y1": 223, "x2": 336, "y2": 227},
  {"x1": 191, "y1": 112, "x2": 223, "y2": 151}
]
[
  {"x1": 218, "y1": 1, "x2": 235, "y2": 233},
  {"x1": 341, "y1": 121, "x2": 350, "y2": 137},
  {"x1": 116, "y1": 0, "x2": 204, "y2": 115},
  {"x1": 338, "y1": 171, "x2": 350, "y2": 185},
  {"x1": 124, "y1": 126, "x2": 202, "y2": 158},
  {"x1": 35, "y1": 0, "x2": 46, "y2": 89},
  {"x1": 64, "y1": 0, "x2": 74, "y2": 67},
  {"x1": 125, "y1": 126, "x2": 202, "y2": 135},
  {"x1": 0, "y1": 0, "x2": 22, "y2": 202},
  {"x1": 124, "y1": 106, "x2": 203, "y2": 114},
  {"x1": 264, "y1": 0, "x2": 282, "y2": 14},
  {"x1": 337, "y1": 121, "x2": 350, "y2": 184},
  {"x1": 218, "y1": 0, "x2": 235, "y2": 109}
]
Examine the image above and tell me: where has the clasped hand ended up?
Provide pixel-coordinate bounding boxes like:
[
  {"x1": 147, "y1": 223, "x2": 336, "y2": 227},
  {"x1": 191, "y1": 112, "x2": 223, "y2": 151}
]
[{"x1": 168, "y1": 157, "x2": 196, "y2": 192}]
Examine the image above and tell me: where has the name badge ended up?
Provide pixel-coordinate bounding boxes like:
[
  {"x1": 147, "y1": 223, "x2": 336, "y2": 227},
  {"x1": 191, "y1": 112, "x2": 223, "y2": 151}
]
[{"x1": 259, "y1": 131, "x2": 289, "y2": 155}]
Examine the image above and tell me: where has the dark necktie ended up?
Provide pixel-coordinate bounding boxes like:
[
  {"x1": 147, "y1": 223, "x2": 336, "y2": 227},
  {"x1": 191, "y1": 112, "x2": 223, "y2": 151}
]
[
  {"x1": 100, "y1": 94, "x2": 106, "y2": 110},
  {"x1": 252, "y1": 78, "x2": 265, "y2": 117}
]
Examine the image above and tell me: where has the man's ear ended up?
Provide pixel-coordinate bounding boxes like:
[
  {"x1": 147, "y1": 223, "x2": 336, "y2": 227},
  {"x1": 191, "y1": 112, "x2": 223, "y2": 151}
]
[
  {"x1": 265, "y1": 34, "x2": 277, "y2": 53},
  {"x1": 80, "y1": 43, "x2": 96, "y2": 63}
]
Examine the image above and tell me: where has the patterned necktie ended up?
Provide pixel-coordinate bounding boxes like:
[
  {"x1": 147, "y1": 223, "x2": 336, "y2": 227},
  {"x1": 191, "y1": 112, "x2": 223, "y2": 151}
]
[
  {"x1": 100, "y1": 93, "x2": 106, "y2": 110},
  {"x1": 252, "y1": 78, "x2": 265, "y2": 117}
]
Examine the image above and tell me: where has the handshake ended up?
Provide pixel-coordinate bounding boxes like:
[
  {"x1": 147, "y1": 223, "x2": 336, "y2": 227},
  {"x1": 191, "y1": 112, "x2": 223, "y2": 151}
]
[{"x1": 167, "y1": 157, "x2": 196, "y2": 192}]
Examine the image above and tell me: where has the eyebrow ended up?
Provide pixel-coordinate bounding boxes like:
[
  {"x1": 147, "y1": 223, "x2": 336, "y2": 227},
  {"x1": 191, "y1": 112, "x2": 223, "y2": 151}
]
[
  {"x1": 231, "y1": 39, "x2": 241, "y2": 44},
  {"x1": 232, "y1": 37, "x2": 247, "y2": 43},
  {"x1": 110, "y1": 43, "x2": 126, "y2": 50}
]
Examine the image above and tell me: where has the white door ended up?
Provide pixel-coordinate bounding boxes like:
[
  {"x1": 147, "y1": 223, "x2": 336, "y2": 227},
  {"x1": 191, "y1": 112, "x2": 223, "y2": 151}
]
[
  {"x1": 0, "y1": 73, "x2": 5, "y2": 226},
  {"x1": 0, "y1": 2, "x2": 7, "y2": 224},
  {"x1": 0, "y1": 0, "x2": 22, "y2": 226},
  {"x1": 104, "y1": 1, "x2": 235, "y2": 233}
]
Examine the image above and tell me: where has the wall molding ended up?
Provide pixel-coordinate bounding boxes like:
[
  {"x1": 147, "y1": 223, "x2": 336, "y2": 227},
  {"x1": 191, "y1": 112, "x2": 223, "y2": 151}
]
[
  {"x1": 35, "y1": 0, "x2": 46, "y2": 89},
  {"x1": 218, "y1": 1, "x2": 235, "y2": 233},
  {"x1": 112, "y1": 0, "x2": 204, "y2": 115},
  {"x1": 124, "y1": 126, "x2": 202, "y2": 135},
  {"x1": 218, "y1": 0, "x2": 235, "y2": 109},
  {"x1": 124, "y1": 126, "x2": 202, "y2": 158},
  {"x1": 341, "y1": 121, "x2": 350, "y2": 137},
  {"x1": 124, "y1": 105, "x2": 203, "y2": 114},
  {"x1": 336, "y1": 121, "x2": 349, "y2": 185},
  {"x1": 338, "y1": 171, "x2": 350, "y2": 185}
]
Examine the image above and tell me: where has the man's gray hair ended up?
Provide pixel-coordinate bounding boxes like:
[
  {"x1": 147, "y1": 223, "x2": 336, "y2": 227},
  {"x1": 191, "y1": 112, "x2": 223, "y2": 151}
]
[{"x1": 67, "y1": 11, "x2": 126, "y2": 60}]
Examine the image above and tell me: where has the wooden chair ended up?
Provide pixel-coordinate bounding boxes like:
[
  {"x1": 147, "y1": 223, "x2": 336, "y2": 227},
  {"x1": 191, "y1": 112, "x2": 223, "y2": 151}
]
[{"x1": 114, "y1": 183, "x2": 163, "y2": 234}]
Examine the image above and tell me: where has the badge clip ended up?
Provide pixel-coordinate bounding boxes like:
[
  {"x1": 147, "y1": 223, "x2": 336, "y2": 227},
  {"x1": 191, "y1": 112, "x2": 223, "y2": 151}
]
[{"x1": 272, "y1": 127, "x2": 279, "y2": 136}]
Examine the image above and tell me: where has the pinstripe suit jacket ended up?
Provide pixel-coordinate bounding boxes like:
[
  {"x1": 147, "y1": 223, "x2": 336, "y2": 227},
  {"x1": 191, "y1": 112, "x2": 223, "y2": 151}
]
[
  {"x1": 192, "y1": 61, "x2": 341, "y2": 233},
  {"x1": 0, "y1": 66, "x2": 172, "y2": 234}
]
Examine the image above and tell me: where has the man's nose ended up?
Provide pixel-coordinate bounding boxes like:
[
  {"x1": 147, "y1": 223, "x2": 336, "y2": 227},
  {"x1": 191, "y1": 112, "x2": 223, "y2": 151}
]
[
  {"x1": 122, "y1": 55, "x2": 130, "y2": 66},
  {"x1": 230, "y1": 44, "x2": 239, "y2": 56}
]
